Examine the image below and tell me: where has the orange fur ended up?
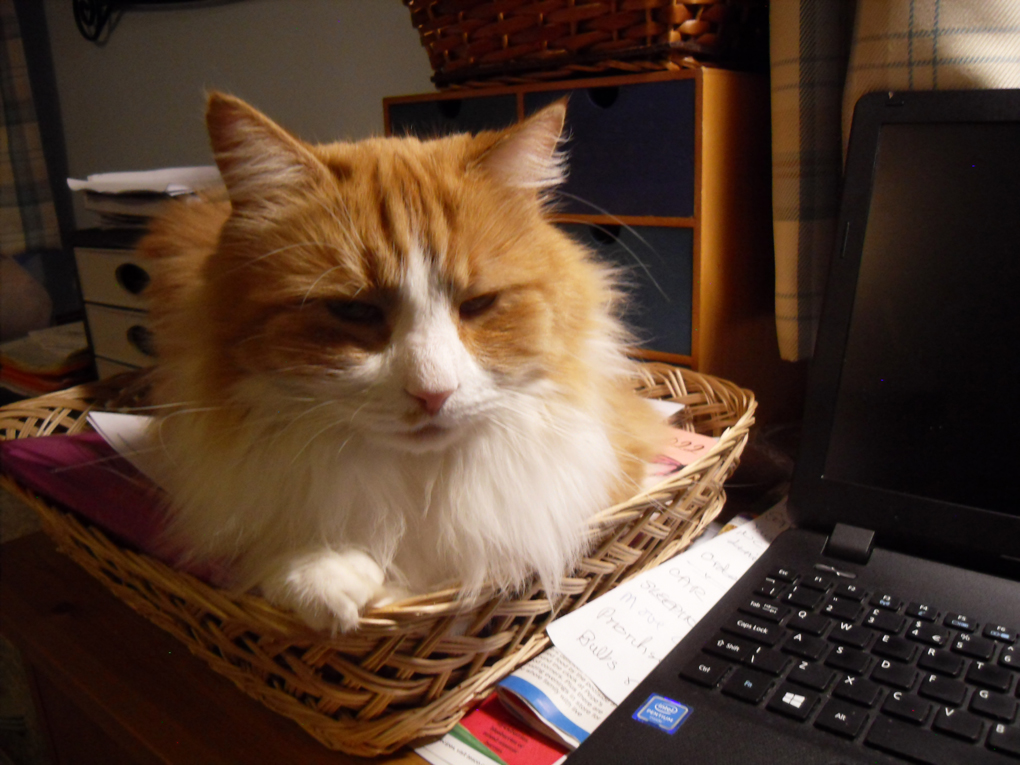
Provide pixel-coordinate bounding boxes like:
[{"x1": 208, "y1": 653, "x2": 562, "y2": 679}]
[{"x1": 139, "y1": 93, "x2": 665, "y2": 630}]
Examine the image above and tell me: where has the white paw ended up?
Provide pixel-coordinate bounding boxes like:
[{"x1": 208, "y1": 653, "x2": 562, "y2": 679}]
[{"x1": 262, "y1": 549, "x2": 386, "y2": 632}]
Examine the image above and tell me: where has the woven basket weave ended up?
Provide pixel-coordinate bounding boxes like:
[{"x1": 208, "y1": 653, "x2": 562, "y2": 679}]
[
  {"x1": 404, "y1": 0, "x2": 768, "y2": 87},
  {"x1": 0, "y1": 363, "x2": 753, "y2": 756}
]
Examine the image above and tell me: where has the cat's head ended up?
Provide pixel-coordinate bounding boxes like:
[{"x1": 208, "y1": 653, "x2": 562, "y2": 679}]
[{"x1": 182, "y1": 93, "x2": 628, "y2": 453}]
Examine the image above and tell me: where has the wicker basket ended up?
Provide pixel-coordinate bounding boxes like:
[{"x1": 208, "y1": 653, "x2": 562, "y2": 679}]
[
  {"x1": 404, "y1": 0, "x2": 768, "y2": 87},
  {"x1": 0, "y1": 363, "x2": 753, "y2": 756}
]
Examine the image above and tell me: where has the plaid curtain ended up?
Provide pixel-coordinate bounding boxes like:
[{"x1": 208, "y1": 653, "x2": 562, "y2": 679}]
[
  {"x1": 0, "y1": 0, "x2": 61, "y2": 259},
  {"x1": 770, "y1": 0, "x2": 1020, "y2": 361}
]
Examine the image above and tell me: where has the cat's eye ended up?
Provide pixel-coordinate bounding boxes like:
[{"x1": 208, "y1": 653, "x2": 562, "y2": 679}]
[
  {"x1": 459, "y1": 292, "x2": 498, "y2": 319},
  {"x1": 326, "y1": 299, "x2": 385, "y2": 325}
]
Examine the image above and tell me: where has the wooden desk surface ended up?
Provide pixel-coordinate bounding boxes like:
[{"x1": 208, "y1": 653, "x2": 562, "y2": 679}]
[{"x1": 0, "y1": 532, "x2": 425, "y2": 764}]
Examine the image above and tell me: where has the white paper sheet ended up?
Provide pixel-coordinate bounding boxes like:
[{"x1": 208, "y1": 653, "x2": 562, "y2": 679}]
[
  {"x1": 546, "y1": 503, "x2": 790, "y2": 704},
  {"x1": 67, "y1": 166, "x2": 222, "y2": 195},
  {"x1": 86, "y1": 411, "x2": 164, "y2": 486}
]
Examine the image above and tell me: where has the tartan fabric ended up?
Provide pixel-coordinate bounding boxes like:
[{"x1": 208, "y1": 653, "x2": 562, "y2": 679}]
[
  {"x1": 770, "y1": 0, "x2": 1020, "y2": 361},
  {"x1": 0, "y1": 0, "x2": 61, "y2": 259},
  {"x1": 769, "y1": 0, "x2": 855, "y2": 362}
]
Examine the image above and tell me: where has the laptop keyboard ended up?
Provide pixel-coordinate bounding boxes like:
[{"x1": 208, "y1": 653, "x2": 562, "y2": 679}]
[{"x1": 679, "y1": 564, "x2": 1020, "y2": 763}]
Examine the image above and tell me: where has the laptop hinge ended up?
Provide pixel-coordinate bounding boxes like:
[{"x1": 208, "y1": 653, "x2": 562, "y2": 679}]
[{"x1": 824, "y1": 523, "x2": 875, "y2": 564}]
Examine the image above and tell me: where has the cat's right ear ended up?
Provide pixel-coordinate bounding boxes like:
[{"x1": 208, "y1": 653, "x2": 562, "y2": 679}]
[
  {"x1": 205, "y1": 92, "x2": 328, "y2": 218},
  {"x1": 474, "y1": 99, "x2": 567, "y2": 193}
]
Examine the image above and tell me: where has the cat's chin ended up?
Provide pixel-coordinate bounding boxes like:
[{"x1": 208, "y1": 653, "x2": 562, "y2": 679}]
[{"x1": 377, "y1": 423, "x2": 465, "y2": 453}]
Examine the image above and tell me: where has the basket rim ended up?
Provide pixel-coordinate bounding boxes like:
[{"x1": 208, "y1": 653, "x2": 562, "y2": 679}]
[
  {"x1": 0, "y1": 362, "x2": 755, "y2": 755},
  {"x1": 0, "y1": 362, "x2": 755, "y2": 632}
]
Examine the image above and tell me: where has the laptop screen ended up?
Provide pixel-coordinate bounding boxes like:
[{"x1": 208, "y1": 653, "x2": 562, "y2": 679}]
[{"x1": 791, "y1": 91, "x2": 1020, "y2": 576}]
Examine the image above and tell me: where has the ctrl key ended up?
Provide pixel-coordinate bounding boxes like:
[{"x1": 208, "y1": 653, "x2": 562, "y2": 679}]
[
  {"x1": 988, "y1": 722, "x2": 1020, "y2": 758},
  {"x1": 679, "y1": 654, "x2": 731, "y2": 688}
]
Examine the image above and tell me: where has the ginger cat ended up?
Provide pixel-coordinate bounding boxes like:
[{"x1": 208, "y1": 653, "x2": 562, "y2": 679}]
[{"x1": 139, "y1": 92, "x2": 665, "y2": 631}]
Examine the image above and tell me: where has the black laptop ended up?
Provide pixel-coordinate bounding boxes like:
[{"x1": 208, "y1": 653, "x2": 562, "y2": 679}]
[{"x1": 569, "y1": 89, "x2": 1020, "y2": 765}]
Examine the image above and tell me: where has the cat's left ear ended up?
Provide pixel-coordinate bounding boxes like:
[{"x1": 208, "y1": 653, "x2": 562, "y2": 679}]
[
  {"x1": 205, "y1": 91, "x2": 330, "y2": 218},
  {"x1": 475, "y1": 100, "x2": 567, "y2": 192}
]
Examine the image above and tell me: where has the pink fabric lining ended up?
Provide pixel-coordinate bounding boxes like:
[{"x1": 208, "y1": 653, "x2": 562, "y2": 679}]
[{"x1": 1, "y1": 433, "x2": 230, "y2": 586}]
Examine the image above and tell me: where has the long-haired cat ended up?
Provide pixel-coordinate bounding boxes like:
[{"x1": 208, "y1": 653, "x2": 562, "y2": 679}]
[{"x1": 140, "y1": 92, "x2": 666, "y2": 631}]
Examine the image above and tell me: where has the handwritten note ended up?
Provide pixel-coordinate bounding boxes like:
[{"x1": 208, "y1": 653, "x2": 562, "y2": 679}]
[{"x1": 546, "y1": 503, "x2": 790, "y2": 704}]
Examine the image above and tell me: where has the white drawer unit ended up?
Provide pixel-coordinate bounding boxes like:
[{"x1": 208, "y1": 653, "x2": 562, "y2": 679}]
[
  {"x1": 73, "y1": 229, "x2": 150, "y2": 378},
  {"x1": 84, "y1": 304, "x2": 155, "y2": 369},
  {"x1": 75, "y1": 247, "x2": 151, "y2": 311}
]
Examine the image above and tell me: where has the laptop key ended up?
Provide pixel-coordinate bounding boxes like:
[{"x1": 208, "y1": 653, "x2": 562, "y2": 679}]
[
  {"x1": 826, "y1": 645, "x2": 871, "y2": 675},
  {"x1": 873, "y1": 633, "x2": 918, "y2": 663},
  {"x1": 919, "y1": 673, "x2": 968, "y2": 706},
  {"x1": 967, "y1": 660, "x2": 1014, "y2": 692},
  {"x1": 815, "y1": 698, "x2": 869, "y2": 738},
  {"x1": 829, "y1": 621, "x2": 873, "y2": 649},
  {"x1": 679, "y1": 654, "x2": 730, "y2": 688},
  {"x1": 784, "y1": 585, "x2": 824, "y2": 610},
  {"x1": 907, "y1": 601, "x2": 939, "y2": 622},
  {"x1": 823, "y1": 597, "x2": 862, "y2": 621},
  {"x1": 787, "y1": 610, "x2": 830, "y2": 637},
  {"x1": 755, "y1": 578, "x2": 785, "y2": 599},
  {"x1": 767, "y1": 682, "x2": 819, "y2": 721},
  {"x1": 722, "y1": 614, "x2": 782, "y2": 646},
  {"x1": 945, "y1": 613, "x2": 979, "y2": 633},
  {"x1": 870, "y1": 593, "x2": 903, "y2": 611},
  {"x1": 988, "y1": 722, "x2": 1020, "y2": 758},
  {"x1": 919, "y1": 646, "x2": 966, "y2": 677},
  {"x1": 882, "y1": 692, "x2": 932, "y2": 724},
  {"x1": 788, "y1": 660, "x2": 837, "y2": 691},
  {"x1": 971, "y1": 689, "x2": 1018, "y2": 722},
  {"x1": 867, "y1": 715, "x2": 986, "y2": 765},
  {"x1": 865, "y1": 608, "x2": 907, "y2": 634},
  {"x1": 783, "y1": 632, "x2": 828, "y2": 661},
  {"x1": 704, "y1": 632, "x2": 754, "y2": 662},
  {"x1": 834, "y1": 581, "x2": 867, "y2": 601},
  {"x1": 834, "y1": 673, "x2": 882, "y2": 708},
  {"x1": 721, "y1": 667, "x2": 773, "y2": 704},
  {"x1": 983, "y1": 624, "x2": 1017, "y2": 643},
  {"x1": 909, "y1": 621, "x2": 952, "y2": 647},
  {"x1": 802, "y1": 573, "x2": 834, "y2": 591},
  {"x1": 739, "y1": 597, "x2": 789, "y2": 623},
  {"x1": 768, "y1": 566, "x2": 797, "y2": 583},
  {"x1": 954, "y1": 633, "x2": 996, "y2": 661},
  {"x1": 872, "y1": 659, "x2": 918, "y2": 691},
  {"x1": 1000, "y1": 644, "x2": 1018, "y2": 670},
  {"x1": 932, "y1": 706, "x2": 985, "y2": 742},
  {"x1": 744, "y1": 646, "x2": 790, "y2": 676}
]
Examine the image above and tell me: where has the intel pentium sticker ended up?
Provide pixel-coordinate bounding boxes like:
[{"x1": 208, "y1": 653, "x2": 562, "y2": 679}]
[{"x1": 632, "y1": 694, "x2": 691, "y2": 734}]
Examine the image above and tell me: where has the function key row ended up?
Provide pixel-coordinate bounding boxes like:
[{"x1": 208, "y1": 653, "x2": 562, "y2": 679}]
[{"x1": 759, "y1": 568, "x2": 1018, "y2": 647}]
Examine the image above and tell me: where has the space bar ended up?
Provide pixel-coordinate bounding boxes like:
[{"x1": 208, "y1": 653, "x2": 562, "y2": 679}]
[{"x1": 866, "y1": 717, "x2": 1007, "y2": 764}]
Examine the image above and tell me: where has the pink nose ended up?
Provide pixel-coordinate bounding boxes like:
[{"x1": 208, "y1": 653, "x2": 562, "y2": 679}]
[{"x1": 407, "y1": 388, "x2": 454, "y2": 416}]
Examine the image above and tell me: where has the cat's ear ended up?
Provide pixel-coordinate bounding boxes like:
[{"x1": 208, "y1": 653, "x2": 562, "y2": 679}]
[
  {"x1": 205, "y1": 91, "x2": 328, "y2": 216},
  {"x1": 475, "y1": 100, "x2": 567, "y2": 192}
]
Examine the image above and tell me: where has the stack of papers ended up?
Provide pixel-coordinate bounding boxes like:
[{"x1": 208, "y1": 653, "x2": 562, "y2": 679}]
[
  {"x1": 0, "y1": 322, "x2": 93, "y2": 396},
  {"x1": 67, "y1": 166, "x2": 223, "y2": 228}
]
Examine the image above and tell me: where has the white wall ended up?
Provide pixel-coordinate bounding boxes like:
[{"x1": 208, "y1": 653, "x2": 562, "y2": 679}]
[{"x1": 44, "y1": 0, "x2": 435, "y2": 227}]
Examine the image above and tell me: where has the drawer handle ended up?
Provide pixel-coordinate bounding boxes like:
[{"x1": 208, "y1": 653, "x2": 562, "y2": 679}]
[
  {"x1": 115, "y1": 263, "x2": 151, "y2": 295},
  {"x1": 437, "y1": 99, "x2": 462, "y2": 119},
  {"x1": 589, "y1": 224, "x2": 621, "y2": 245},
  {"x1": 126, "y1": 325, "x2": 156, "y2": 357},
  {"x1": 587, "y1": 86, "x2": 619, "y2": 109}
]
